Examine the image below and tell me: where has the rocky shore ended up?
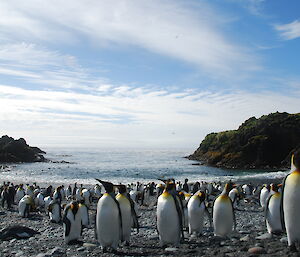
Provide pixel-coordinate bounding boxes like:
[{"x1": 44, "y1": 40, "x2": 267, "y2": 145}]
[
  {"x1": 188, "y1": 112, "x2": 300, "y2": 169},
  {"x1": 0, "y1": 136, "x2": 46, "y2": 163},
  {"x1": 0, "y1": 178, "x2": 298, "y2": 257}
]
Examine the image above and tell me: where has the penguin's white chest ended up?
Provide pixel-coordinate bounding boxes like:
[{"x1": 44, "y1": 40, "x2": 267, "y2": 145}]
[
  {"x1": 96, "y1": 194, "x2": 120, "y2": 249},
  {"x1": 266, "y1": 193, "x2": 282, "y2": 234},
  {"x1": 260, "y1": 188, "x2": 269, "y2": 208},
  {"x1": 187, "y1": 197, "x2": 205, "y2": 234},
  {"x1": 64, "y1": 209, "x2": 82, "y2": 243},
  {"x1": 15, "y1": 190, "x2": 25, "y2": 203},
  {"x1": 116, "y1": 194, "x2": 132, "y2": 242},
  {"x1": 49, "y1": 203, "x2": 60, "y2": 222},
  {"x1": 157, "y1": 193, "x2": 180, "y2": 246},
  {"x1": 283, "y1": 172, "x2": 300, "y2": 245},
  {"x1": 79, "y1": 204, "x2": 89, "y2": 227},
  {"x1": 213, "y1": 195, "x2": 233, "y2": 236}
]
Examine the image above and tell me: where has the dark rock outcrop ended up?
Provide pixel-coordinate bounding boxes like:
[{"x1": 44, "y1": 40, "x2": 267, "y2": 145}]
[
  {"x1": 0, "y1": 135, "x2": 46, "y2": 163},
  {"x1": 187, "y1": 112, "x2": 300, "y2": 169}
]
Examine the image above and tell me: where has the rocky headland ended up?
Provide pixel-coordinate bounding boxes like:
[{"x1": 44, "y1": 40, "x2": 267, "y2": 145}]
[
  {"x1": 187, "y1": 112, "x2": 300, "y2": 169},
  {"x1": 0, "y1": 135, "x2": 46, "y2": 163}
]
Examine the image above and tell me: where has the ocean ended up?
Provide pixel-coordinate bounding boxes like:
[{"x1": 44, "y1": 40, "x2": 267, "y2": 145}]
[{"x1": 0, "y1": 148, "x2": 289, "y2": 186}]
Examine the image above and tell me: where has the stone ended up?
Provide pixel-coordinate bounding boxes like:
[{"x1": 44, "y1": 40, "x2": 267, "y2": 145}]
[
  {"x1": 256, "y1": 233, "x2": 272, "y2": 240},
  {"x1": 280, "y1": 237, "x2": 288, "y2": 243},
  {"x1": 77, "y1": 247, "x2": 85, "y2": 252},
  {"x1": 248, "y1": 246, "x2": 267, "y2": 255},
  {"x1": 35, "y1": 247, "x2": 65, "y2": 257},
  {"x1": 239, "y1": 230, "x2": 250, "y2": 234},
  {"x1": 240, "y1": 235, "x2": 250, "y2": 242},
  {"x1": 83, "y1": 243, "x2": 97, "y2": 248},
  {"x1": 165, "y1": 247, "x2": 178, "y2": 252},
  {"x1": 49, "y1": 247, "x2": 65, "y2": 255},
  {"x1": 36, "y1": 254, "x2": 51, "y2": 257},
  {"x1": 15, "y1": 251, "x2": 25, "y2": 257}
]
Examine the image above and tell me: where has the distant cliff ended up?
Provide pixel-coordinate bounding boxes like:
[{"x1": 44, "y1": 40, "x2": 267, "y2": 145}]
[
  {"x1": 0, "y1": 135, "x2": 46, "y2": 163},
  {"x1": 187, "y1": 112, "x2": 300, "y2": 169}
]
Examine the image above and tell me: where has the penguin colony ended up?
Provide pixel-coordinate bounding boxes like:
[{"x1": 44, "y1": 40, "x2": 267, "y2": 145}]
[{"x1": 0, "y1": 152, "x2": 300, "y2": 253}]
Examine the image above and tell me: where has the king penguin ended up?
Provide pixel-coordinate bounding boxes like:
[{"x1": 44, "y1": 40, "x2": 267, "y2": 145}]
[
  {"x1": 95, "y1": 179, "x2": 122, "y2": 252},
  {"x1": 15, "y1": 184, "x2": 25, "y2": 204},
  {"x1": 116, "y1": 185, "x2": 139, "y2": 245},
  {"x1": 79, "y1": 200, "x2": 90, "y2": 228},
  {"x1": 228, "y1": 187, "x2": 240, "y2": 209},
  {"x1": 260, "y1": 184, "x2": 270, "y2": 209},
  {"x1": 18, "y1": 195, "x2": 34, "y2": 218},
  {"x1": 281, "y1": 152, "x2": 300, "y2": 251},
  {"x1": 187, "y1": 191, "x2": 212, "y2": 236},
  {"x1": 213, "y1": 182, "x2": 236, "y2": 237},
  {"x1": 156, "y1": 181, "x2": 184, "y2": 247},
  {"x1": 265, "y1": 183, "x2": 282, "y2": 235},
  {"x1": 48, "y1": 199, "x2": 61, "y2": 223},
  {"x1": 62, "y1": 200, "x2": 82, "y2": 245}
]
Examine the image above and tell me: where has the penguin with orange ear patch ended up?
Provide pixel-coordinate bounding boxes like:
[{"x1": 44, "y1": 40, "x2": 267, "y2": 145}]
[
  {"x1": 265, "y1": 183, "x2": 282, "y2": 235},
  {"x1": 213, "y1": 182, "x2": 236, "y2": 237},
  {"x1": 116, "y1": 184, "x2": 139, "y2": 245},
  {"x1": 95, "y1": 179, "x2": 123, "y2": 252},
  {"x1": 187, "y1": 191, "x2": 211, "y2": 235},
  {"x1": 281, "y1": 151, "x2": 300, "y2": 252},
  {"x1": 156, "y1": 180, "x2": 184, "y2": 247},
  {"x1": 62, "y1": 200, "x2": 82, "y2": 245}
]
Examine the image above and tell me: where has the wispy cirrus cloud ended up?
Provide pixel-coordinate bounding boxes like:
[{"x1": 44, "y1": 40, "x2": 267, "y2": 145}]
[
  {"x1": 275, "y1": 20, "x2": 300, "y2": 40},
  {"x1": 0, "y1": 0, "x2": 258, "y2": 76}
]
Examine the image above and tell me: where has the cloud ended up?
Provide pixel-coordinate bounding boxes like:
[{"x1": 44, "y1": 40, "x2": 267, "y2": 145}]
[
  {"x1": 0, "y1": 83, "x2": 299, "y2": 148},
  {"x1": 275, "y1": 20, "x2": 300, "y2": 40},
  {"x1": 0, "y1": 0, "x2": 257, "y2": 76}
]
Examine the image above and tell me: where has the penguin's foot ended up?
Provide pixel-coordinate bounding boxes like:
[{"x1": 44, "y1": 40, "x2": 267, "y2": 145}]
[{"x1": 289, "y1": 244, "x2": 298, "y2": 252}]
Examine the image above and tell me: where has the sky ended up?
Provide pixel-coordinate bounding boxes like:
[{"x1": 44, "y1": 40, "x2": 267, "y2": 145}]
[{"x1": 0, "y1": 0, "x2": 299, "y2": 149}]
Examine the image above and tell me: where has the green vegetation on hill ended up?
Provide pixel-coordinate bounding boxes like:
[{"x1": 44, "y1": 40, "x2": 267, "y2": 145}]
[{"x1": 187, "y1": 112, "x2": 300, "y2": 169}]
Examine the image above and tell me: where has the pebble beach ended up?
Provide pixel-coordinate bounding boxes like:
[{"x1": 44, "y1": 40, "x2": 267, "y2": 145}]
[{"x1": 0, "y1": 177, "x2": 298, "y2": 257}]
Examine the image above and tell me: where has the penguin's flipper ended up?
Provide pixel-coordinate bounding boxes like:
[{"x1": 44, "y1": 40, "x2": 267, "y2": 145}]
[
  {"x1": 280, "y1": 174, "x2": 288, "y2": 232},
  {"x1": 94, "y1": 212, "x2": 98, "y2": 240},
  {"x1": 127, "y1": 193, "x2": 139, "y2": 233},
  {"x1": 171, "y1": 194, "x2": 184, "y2": 241},
  {"x1": 264, "y1": 194, "x2": 272, "y2": 229},
  {"x1": 112, "y1": 196, "x2": 124, "y2": 242},
  {"x1": 62, "y1": 214, "x2": 71, "y2": 237}
]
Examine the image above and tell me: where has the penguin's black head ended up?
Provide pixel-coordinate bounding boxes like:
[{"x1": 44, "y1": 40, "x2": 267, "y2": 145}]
[
  {"x1": 70, "y1": 200, "x2": 79, "y2": 215},
  {"x1": 224, "y1": 181, "x2": 234, "y2": 194},
  {"x1": 199, "y1": 191, "x2": 206, "y2": 201},
  {"x1": 271, "y1": 183, "x2": 278, "y2": 193},
  {"x1": 293, "y1": 150, "x2": 300, "y2": 170},
  {"x1": 95, "y1": 179, "x2": 114, "y2": 193},
  {"x1": 165, "y1": 181, "x2": 175, "y2": 191},
  {"x1": 178, "y1": 191, "x2": 185, "y2": 200},
  {"x1": 117, "y1": 185, "x2": 127, "y2": 194}
]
